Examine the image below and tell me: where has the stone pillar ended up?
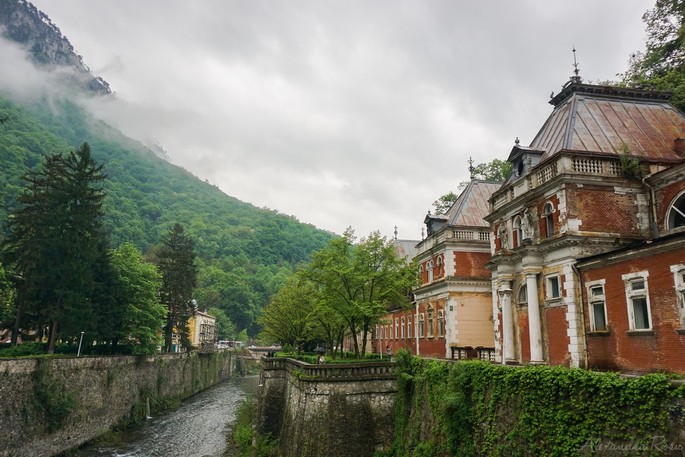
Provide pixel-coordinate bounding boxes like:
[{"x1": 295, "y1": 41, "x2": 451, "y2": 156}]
[
  {"x1": 498, "y1": 283, "x2": 515, "y2": 364},
  {"x1": 526, "y1": 273, "x2": 544, "y2": 363}
]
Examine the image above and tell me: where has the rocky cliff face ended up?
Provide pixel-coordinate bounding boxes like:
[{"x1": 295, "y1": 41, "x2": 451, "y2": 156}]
[{"x1": 0, "y1": 0, "x2": 111, "y2": 95}]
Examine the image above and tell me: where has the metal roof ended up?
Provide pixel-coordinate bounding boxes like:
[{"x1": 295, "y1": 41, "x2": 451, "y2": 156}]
[
  {"x1": 445, "y1": 180, "x2": 502, "y2": 228},
  {"x1": 530, "y1": 83, "x2": 685, "y2": 162}
]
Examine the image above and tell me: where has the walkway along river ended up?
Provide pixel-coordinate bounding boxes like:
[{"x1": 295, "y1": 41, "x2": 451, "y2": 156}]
[{"x1": 73, "y1": 376, "x2": 260, "y2": 457}]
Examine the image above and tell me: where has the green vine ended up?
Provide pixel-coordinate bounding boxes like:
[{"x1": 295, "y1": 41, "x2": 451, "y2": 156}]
[
  {"x1": 33, "y1": 360, "x2": 76, "y2": 433},
  {"x1": 389, "y1": 349, "x2": 684, "y2": 456}
]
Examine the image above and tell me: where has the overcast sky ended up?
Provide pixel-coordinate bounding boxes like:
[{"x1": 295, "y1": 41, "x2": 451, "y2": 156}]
[{"x1": 18, "y1": 1, "x2": 655, "y2": 239}]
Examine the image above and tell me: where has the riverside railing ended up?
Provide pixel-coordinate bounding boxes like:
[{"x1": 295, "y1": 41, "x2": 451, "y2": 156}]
[{"x1": 262, "y1": 357, "x2": 396, "y2": 381}]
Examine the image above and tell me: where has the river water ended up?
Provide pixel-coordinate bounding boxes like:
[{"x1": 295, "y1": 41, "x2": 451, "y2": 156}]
[{"x1": 73, "y1": 376, "x2": 260, "y2": 457}]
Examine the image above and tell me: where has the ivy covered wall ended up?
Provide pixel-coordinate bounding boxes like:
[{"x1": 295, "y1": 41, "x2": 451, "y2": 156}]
[{"x1": 389, "y1": 349, "x2": 685, "y2": 456}]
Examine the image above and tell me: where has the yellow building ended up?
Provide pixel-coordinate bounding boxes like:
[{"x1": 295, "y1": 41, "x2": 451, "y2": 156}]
[{"x1": 188, "y1": 310, "x2": 217, "y2": 348}]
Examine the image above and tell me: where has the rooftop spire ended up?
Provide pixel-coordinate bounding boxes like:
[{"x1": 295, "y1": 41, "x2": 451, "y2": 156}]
[
  {"x1": 571, "y1": 46, "x2": 582, "y2": 83},
  {"x1": 394, "y1": 225, "x2": 398, "y2": 241},
  {"x1": 468, "y1": 156, "x2": 475, "y2": 180}
]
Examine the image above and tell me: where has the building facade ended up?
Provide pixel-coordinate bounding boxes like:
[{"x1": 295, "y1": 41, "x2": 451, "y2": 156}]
[
  {"x1": 377, "y1": 180, "x2": 500, "y2": 359},
  {"x1": 486, "y1": 81, "x2": 685, "y2": 371}
]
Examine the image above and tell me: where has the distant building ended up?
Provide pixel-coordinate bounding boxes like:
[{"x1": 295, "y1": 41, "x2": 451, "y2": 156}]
[
  {"x1": 189, "y1": 310, "x2": 217, "y2": 349},
  {"x1": 486, "y1": 80, "x2": 685, "y2": 373},
  {"x1": 376, "y1": 180, "x2": 500, "y2": 359}
]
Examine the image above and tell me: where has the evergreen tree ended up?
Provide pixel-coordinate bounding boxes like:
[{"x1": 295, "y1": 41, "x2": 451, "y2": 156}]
[
  {"x1": 1, "y1": 143, "x2": 110, "y2": 353},
  {"x1": 156, "y1": 223, "x2": 198, "y2": 352}
]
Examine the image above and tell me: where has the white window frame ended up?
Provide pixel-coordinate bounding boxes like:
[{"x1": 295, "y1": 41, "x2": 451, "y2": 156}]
[
  {"x1": 513, "y1": 216, "x2": 523, "y2": 248},
  {"x1": 407, "y1": 315, "x2": 412, "y2": 339},
  {"x1": 395, "y1": 318, "x2": 399, "y2": 340},
  {"x1": 622, "y1": 271, "x2": 652, "y2": 331},
  {"x1": 543, "y1": 202, "x2": 555, "y2": 237},
  {"x1": 670, "y1": 264, "x2": 685, "y2": 327},
  {"x1": 427, "y1": 260, "x2": 434, "y2": 282},
  {"x1": 427, "y1": 306, "x2": 434, "y2": 337},
  {"x1": 545, "y1": 275, "x2": 561, "y2": 301},
  {"x1": 400, "y1": 317, "x2": 405, "y2": 339},
  {"x1": 667, "y1": 190, "x2": 685, "y2": 230},
  {"x1": 586, "y1": 279, "x2": 608, "y2": 332},
  {"x1": 418, "y1": 313, "x2": 425, "y2": 338}
]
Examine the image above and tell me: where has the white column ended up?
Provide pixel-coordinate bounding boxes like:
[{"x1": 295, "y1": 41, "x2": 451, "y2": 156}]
[
  {"x1": 498, "y1": 284, "x2": 515, "y2": 364},
  {"x1": 415, "y1": 300, "x2": 420, "y2": 356},
  {"x1": 526, "y1": 273, "x2": 544, "y2": 363}
]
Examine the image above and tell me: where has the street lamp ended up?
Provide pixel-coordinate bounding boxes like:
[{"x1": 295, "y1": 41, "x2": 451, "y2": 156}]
[
  {"x1": 497, "y1": 285, "x2": 512, "y2": 366},
  {"x1": 77, "y1": 331, "x2": 85, "y2": 357}
]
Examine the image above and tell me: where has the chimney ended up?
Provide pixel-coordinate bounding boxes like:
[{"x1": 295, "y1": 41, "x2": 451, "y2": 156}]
[{"x1": 674, "y1": 138, "x2": 685, "y2": 157}]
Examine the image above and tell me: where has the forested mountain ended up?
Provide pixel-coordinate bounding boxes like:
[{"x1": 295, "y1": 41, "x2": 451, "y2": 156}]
[{"x1": 0, "y1": 2, "x2": 335, "y2": 335}]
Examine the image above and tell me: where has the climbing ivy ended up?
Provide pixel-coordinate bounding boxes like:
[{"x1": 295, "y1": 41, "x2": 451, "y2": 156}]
[
  {"x1": 33, "y1": 360, "x2": 76, "y2": 433},
  {"x1": 390, "y1": 349, "x2": 684, "y2": 456}
]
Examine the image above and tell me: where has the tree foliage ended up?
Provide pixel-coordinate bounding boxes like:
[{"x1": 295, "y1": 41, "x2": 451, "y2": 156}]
[
  {"x1": 207, "y1": 306, "x2": 237, "y2": 341},
  {"x1": 1, "y1": 142, "x2": 116, "y2": 353},
  {"x1": 155, "y1": 223, "x2": 198, "y2": 352},
  {"x1": 303, "y1": 229, "x2": 417, "y2": 358},
  {"x1": 621, "y1": 0, "x2": 685, "y2": 111},
  {"x1": 432, "y1": 159, "x2": 510, "y2": 215},
  {"x1": 111, "y1": 243, "x2": 166, "y2": 354},
  {"x1": 258, "y1": 274, "x2": 317, "y2": 351}
]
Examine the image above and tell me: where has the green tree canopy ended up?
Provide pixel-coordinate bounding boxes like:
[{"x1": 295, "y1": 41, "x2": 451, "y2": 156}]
[
  {"x1": 111, "y1": 243, "x2": 166, "y2": 354},
  {"x1": 207, "y1": 306, "x2": 237, "y2": 341},
  {"x1": 304, "y1": 229, "x2": 417, "y2": 358},
  {"x1": 1, "y1": 143, "x2": 114, "y2": 353}
]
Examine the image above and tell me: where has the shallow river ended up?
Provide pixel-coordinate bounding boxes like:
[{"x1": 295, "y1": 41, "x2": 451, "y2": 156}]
[{"x1": 74, "y1": 376, "x2": 260, "y2": 457}]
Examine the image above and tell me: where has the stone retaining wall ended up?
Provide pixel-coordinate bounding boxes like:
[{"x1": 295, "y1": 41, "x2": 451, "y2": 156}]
[
  {"x1": 0, "y1": 351, "x2": 234, "y2": 457},
  {"x1": 257, "y1": 358, "x2": 396, "y2": 457}
]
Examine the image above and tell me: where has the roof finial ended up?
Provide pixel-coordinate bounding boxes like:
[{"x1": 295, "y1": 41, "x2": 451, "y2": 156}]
[
  {"x1": 394, "y1": 225, "x2": 398, "y2": 241},
  {"x1": 514, "y1": 137, "x2": 520, "y2": 146},
  {"x1": 468, "y1": 156, "x2": 475, "y2": 180},
  {"x1": 571, "y1": 46, "x2": 582, "y2": 83}
]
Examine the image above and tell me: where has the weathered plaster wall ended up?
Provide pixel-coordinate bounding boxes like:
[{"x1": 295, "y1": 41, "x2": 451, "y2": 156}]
[
  {"x1": 0, "y1": 351, "x2": 234, "y2": 457},
  {"x1": 258, "y1": 358, "x2": 396, "y2": 457}
]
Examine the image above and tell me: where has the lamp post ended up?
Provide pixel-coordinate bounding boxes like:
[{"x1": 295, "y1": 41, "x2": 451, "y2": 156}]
[
  {"x1": 77, "y1": 331, "x2": 85, "y2": 357},
  {"x1": 497, "y1": 285, "x2": 513, "y2": 366}
]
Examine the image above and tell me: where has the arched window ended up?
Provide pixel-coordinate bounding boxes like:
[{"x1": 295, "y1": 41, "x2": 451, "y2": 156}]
[
  {"x1": 667, "y1": 192, "x2": 685, "y2": 230},
  {"x1": 407, "y1": 315, "x2": 412, "y2": 339},
  {"x1": 437, "y1": 310, "x2": 445, "y2": 337},
  {"x1": 395, "y1": 318, "x2": 399, "y2": 340},
  {"x1": 401, "y1": 317, "x2": 405, "y2": 339},
  {"x1": 427, "y1": 306, "x2": 434, "y2": 337},
  {"x1": 427, "y1": 260, "x2": 434, "y2": 282},
  {"x1": 543, "y1": 202, "x2": 555, "y2": 237},
  {"x1": 418, "y1": 313, "x2": 425, "y2": 338},
  {"x1": 513, "y1": 216, "x2": 523, "y2": 248},
  {"x1": 437, "y1": 256, "x2": 443, "y2": 277},
  {"x1": 518, "y1": 284, "x2": 528, "y2": 305}
]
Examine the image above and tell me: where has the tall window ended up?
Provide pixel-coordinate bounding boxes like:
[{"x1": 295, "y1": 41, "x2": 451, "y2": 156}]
[
  {"x1": 437, "y1": 256, "x2": 443, "y2": 277},
  {"x1": 623, "y1": 272, "x2": 652, "y2": 331},
  {"x1": 418, "y1": 313, "x2": 425, "y2": 338},
  {"x1": 518, "y1": 283, "x2": 528, "y2": 305},
  {"x1": 543, "y1": 202, "x2": 555, "y2": 237},
  {"x1": 395, "y1": 318, "x2": 399, "y2": 340},
  {"x1": 407, "y1": 315, "x2": 412, "y2": 339},
  {"x1": 587, "y1": 280, "x2": 607, "y2": 332},
  {"x1": 513, "y1": 216, "x2": 523, "y2": 248},
  {"x1": 546, "y1": 275, "x2": 561, "y2": 301},
  {"x1": 427, "y1": 260, "x2": 434, "y2": 282},
  {"x1": 667, "y1": 192, "x2": 685, "y2": 229},
  {"x1": 671, "y1": 265, "x2": 685, "y2": 327},
  {"x1": 418, "y1": 265, "x2": 423, "y2": 283},
  {"x1": 427, "y1": 306, "x2": 434, "y2": 337},
  {"x1": 401, "y1": 317, "x2": 406, "y2": 339},
  {"x1": 437, "y1": 310, "x2": 445, "y2": 337}
]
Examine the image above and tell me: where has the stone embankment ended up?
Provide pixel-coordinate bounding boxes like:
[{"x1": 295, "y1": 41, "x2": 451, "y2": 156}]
[
  {"x1": 0, "y1": 351, "x2": 234, "y2": 457},
  {"x1": 257, "y1": 357, "x2": 397, "y2": 457}
]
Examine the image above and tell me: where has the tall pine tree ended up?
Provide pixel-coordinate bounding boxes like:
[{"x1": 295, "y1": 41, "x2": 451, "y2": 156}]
[
  {"x1": 156, "y1": 223, "x2": 198, "y2": 352},
  {"x1": 1, "y1": 143, "x2": 114, "y2": 353}
]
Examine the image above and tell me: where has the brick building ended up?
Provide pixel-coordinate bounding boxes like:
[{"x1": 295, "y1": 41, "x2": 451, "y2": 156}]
[
  {"x1": 486, "y1": 80, "x2": 685, "y2": 372},
  {"x1": 376, "y1": 180, "x2": 500, "y2": 359}
]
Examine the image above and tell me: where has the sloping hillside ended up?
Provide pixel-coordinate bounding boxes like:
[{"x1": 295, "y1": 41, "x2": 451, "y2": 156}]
[{"x1": 0, "y1": 93, "x2": 334, "y2": 334}]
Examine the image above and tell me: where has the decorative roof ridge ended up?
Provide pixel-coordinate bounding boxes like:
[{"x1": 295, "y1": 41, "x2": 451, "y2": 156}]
[{"x1": 549, "y1": 82, "x2": 671, "y2": 108}]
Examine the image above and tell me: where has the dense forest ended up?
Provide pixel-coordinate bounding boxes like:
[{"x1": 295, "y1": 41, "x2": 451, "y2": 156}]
[{"x1": 0, "y1": 93, "x2": 335, "y2": 335}]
